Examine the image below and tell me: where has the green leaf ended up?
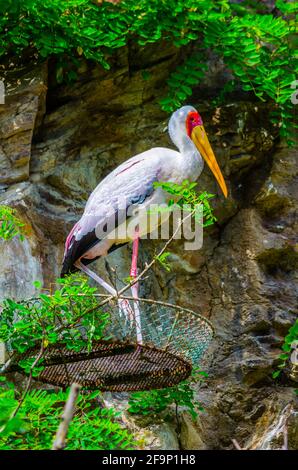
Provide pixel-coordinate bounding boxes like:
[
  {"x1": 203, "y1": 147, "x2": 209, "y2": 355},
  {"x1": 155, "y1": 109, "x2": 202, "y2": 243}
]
[{"x1": 272, "y1": 371, "x2": 281, "y2": 379}]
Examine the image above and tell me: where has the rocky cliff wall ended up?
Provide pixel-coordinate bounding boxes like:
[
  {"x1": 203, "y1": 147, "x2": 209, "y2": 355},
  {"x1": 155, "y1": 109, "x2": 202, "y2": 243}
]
[{"x1": 0, "y1": 44, "x2": 297, "y2": 449}]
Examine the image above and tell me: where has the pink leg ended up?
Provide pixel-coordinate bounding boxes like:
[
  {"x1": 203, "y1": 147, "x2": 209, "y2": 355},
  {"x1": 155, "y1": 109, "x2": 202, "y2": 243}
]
[
  {"x1": 130, "y1": 229, "x2": 142, "y2": 345},
  {"x1": 130, "y1": 231, "x2": 139, "y2": 279},
  {"x1": 75, "y1": 259, "x2": 134, "y2": 321}
]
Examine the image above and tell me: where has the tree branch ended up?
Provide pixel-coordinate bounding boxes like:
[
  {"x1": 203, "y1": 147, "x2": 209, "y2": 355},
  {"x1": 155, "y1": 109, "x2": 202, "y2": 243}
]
[
  {"x1": 232, "y1": 438, "x2": 245, "y2": 450},
  {"x1": 62, "y1": 209, "x2": 195, "y2": 329},
  {"x1": 11, "y1": 340, "x2": 45, "y2": 419},
  {"x1": 52, "y1": 383, "x2": 81, "y2": 450}
]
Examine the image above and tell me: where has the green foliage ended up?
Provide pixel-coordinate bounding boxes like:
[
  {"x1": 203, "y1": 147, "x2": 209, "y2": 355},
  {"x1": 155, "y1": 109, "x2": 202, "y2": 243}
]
[
  {"x1": 152, "y1": 181, "x2": 216, "y2": 271},
  {"x1": 0, "y1": 378, "x2": 24, "y2": 437},
  {"x1": 160, "y1": 52, "x2": 208, "y2": 111},
  {"x1": 0, "y1": 1, "x2": 296, "y2": 142},
  {"x1": 273, "y1": 318, "x2": 298, "y2": 379},
  {"x1": 0, "y1": 206, "x2": 25, "y2": 241},
  {"x1": 0, "y1": 275, "x2": 110, "y2": 376},
  {"x1": 154, "y1": 180, "x2": 217, "y2": 228},
  {"x1": 160, "y1": 2, "x2": 297, "y2": 144},
  {"x1": 0, "y1": 379, "x2": 135, "y2": 450},
  {"x1": 276, "y1": 0, "x2": 298, "y2": 14},
  {"x1": 155, "y1": 252, "x2": 172, "y2": 272},
  {"x1": 128, "y1": 368, "x2": 208, "y2": 420},
  {"x1": 0, "y1": 276, "x2": 135, "y2": 450}
]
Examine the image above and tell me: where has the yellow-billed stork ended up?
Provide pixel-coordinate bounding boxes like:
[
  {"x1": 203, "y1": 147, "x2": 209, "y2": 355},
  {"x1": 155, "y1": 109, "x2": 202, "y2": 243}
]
[{"x1": 61, "y1": 105, "x2": 227, "y2": 344}]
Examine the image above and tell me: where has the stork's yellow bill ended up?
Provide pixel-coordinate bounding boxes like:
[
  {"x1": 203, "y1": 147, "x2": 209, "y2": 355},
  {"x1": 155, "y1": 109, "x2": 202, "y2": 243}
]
[{"x1": 191, "y1": 125, "x2": 228, "y2": 198}]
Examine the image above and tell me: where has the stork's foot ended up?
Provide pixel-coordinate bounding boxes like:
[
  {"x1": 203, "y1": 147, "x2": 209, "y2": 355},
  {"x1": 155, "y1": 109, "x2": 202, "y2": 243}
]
[
  {"x1": 118, "y1": 298, "x2": 134, "y2": 324},
  {"x1": 118, "y1": 299, "x2": 143, "y2": 344}
]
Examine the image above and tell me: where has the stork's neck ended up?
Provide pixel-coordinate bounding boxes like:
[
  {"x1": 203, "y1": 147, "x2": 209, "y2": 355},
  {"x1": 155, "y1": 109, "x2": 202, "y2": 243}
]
[{"x1": 169, "y1": 127, "x2": 203, "y2": 181}]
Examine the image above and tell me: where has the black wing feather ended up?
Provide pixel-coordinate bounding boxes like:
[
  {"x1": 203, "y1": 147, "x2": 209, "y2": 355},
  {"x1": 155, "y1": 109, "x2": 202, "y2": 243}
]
[{"x1": 61, "y1": 189, "x2": 154, "y2": 277}]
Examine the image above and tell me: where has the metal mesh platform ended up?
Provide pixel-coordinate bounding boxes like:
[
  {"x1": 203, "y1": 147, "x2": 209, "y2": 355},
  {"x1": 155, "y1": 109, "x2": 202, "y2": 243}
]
[{"x1": 7, "y1": 295, "x2": 214, "y2": 392}]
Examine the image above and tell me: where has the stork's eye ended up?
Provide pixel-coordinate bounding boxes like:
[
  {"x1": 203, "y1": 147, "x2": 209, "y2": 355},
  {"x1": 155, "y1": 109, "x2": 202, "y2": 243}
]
[{"x1": 186, "y1": 111, "x2": 200, "y2": 136}]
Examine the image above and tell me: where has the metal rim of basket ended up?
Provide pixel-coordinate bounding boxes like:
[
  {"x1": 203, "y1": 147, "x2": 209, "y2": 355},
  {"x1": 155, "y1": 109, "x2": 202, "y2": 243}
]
[
  {"x1": 3, "y1": 293, "x2": 214, "y2": 391},
  {"x1": 17, "y1": 292, "x2": 214, "y2": 331}
]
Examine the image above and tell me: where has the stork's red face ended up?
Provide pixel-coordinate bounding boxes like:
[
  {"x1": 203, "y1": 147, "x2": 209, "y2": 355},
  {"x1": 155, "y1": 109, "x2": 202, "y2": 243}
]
[
  {"x1": 186, "y1": 110, "x2": 228, "y2": 198},
  {"x1": 186, "y1": 111, "x2": 203, "y2": 137}
]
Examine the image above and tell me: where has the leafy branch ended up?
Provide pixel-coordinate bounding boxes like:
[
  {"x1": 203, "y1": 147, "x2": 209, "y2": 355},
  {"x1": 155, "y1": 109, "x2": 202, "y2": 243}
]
[
  {"x1": 128, "y1": 367, "x2": 208, "y2": 420},
  {"x1": 0, "y1": 206, "x2": 25, "y2": 242},
  {"x1": 0, "y1": 1, "x2": 296, "y2": 141},
  {"x1": 0, "y1": 381, "x2": 135, "y2": 449},
  {"x1": 0, "y1": 275, "x2": 111, "y2": 378},
  {"x1": 0, "y1": 181, "x2": 216, "y2": 449},
  {"x1": 52, "y1": 383, "x2": 81, "y2": 450},
  {"x1": 154, "y1": 180, "x2": 217, "y2": 228}
]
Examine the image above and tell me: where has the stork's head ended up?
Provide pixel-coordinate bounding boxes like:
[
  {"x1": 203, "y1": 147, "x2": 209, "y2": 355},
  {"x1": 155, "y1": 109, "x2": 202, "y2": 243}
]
[{"x1": 169, "y1": 105, "x2": 228, "y2": 198}]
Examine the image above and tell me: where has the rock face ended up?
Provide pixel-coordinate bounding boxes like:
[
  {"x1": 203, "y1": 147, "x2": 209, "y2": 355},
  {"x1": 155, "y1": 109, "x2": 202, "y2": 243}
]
[{"x1": 0, "y1": 44, "x2": 297, "y2": 449}]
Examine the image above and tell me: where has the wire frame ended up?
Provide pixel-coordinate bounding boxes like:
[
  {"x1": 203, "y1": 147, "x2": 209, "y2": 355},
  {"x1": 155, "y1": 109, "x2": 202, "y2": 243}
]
[{"x1": 7, "y1": 295, "x2": 214, "y2": 392}]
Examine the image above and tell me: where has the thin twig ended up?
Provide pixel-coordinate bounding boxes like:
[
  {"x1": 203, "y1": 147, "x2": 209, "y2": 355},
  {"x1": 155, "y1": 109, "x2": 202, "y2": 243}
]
[
  {"x1": 3, "y1": 209, "x2": 200, "y2": 383},
  {"x1": 232, "y1": 439, "x2": 245, "y2": 450},
  {"x1": 232, "y1": 404, "x2": 294, "y2": 451},
  {"x1": 52, "y1": 383, "x2": 81, "y2": 450},
  {"x1": 282, "y1": 422, "x2": 288, "y2": 450},
  {"x1": 0, "y1": 354, "x2": 14, "y2": 374},
  {"x1": 175, "y1": 401, "x2": 182, "y2": 448},
  {"x1": 11, "y1": 210, "x2": 196, "y2": 341},
  {"x1": 282, "y1": 404, "x2": 293, "y2": 450},
  {"x1": 11, "y1": 340, "x2": 45, "y2": 419},
  {"x1": 10, "y1": 293, "x2": 214, "y2": 357},
  {"x1": 59, "y1": 209, "x2": 195, "y2": 329},
  {"x1": 105, "y1": 259, "x2": 118, "y2": 292}
]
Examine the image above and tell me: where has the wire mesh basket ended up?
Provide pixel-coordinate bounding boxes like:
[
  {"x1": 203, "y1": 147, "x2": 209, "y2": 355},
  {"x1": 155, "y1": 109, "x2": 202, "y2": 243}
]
[{"x1": 6, "y1": 295, "x2": 214, "y2": 392}]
